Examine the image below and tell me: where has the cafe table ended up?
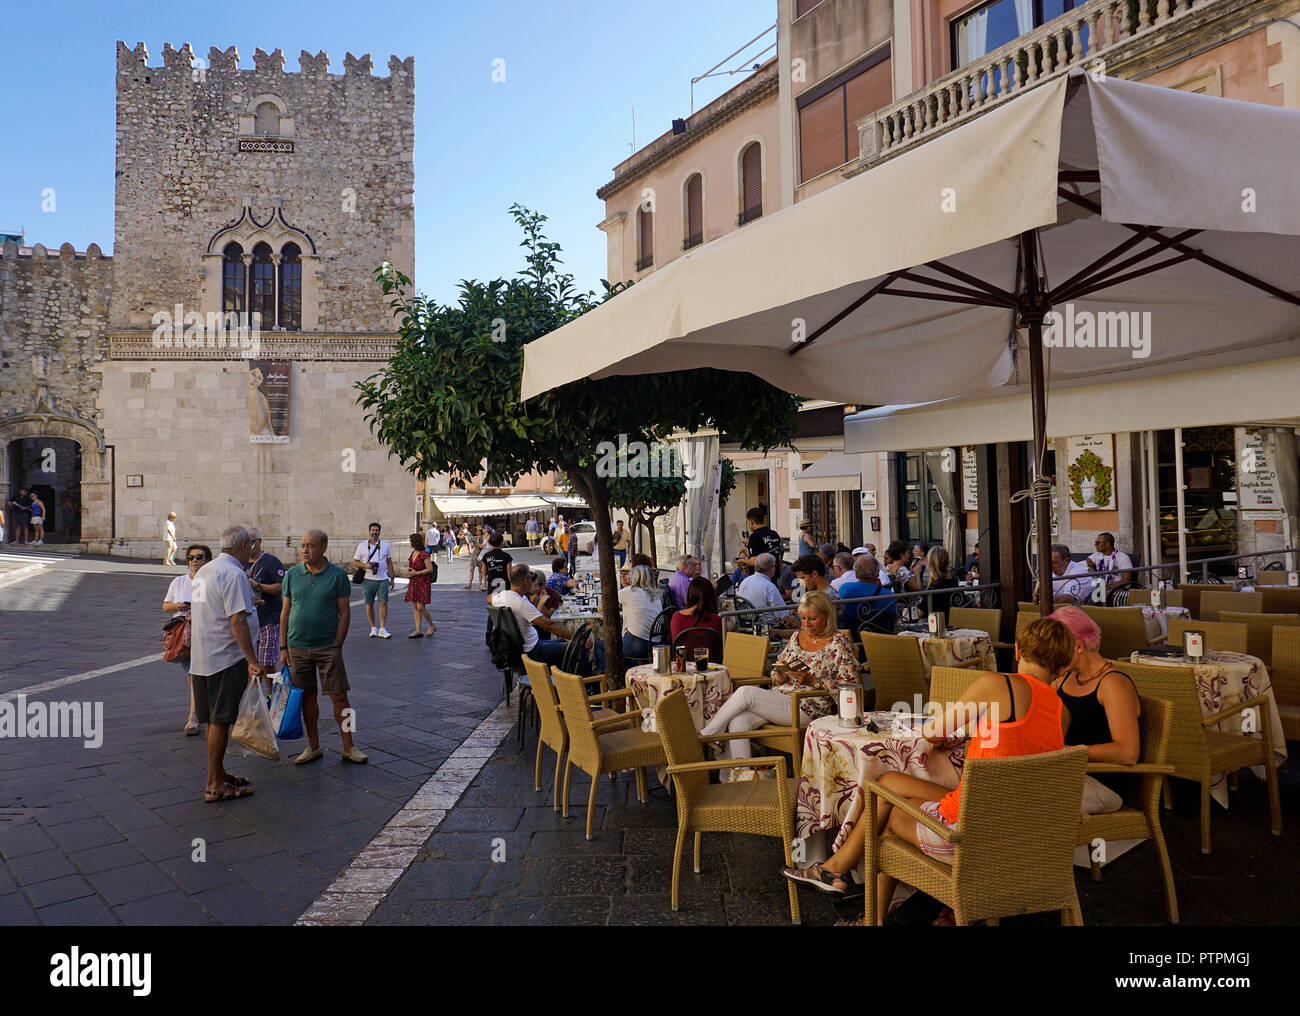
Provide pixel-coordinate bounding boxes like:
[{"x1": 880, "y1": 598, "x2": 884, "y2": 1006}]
[
  {"x1": 1138, "y1": 605, "x2": 1191, "y2": 642},
  {"x1": 1130, "y1": 648, "x2": 1288, "y2": 806},
  {"x1": 796, "y1": 713, "x2": 965, "y2": 853},
  {"x1": 896, "y1": 627, "x2": 996, "y2": 676},
  {"x1": 625, "y1": 663, "x2": 733, "y2": 731}
]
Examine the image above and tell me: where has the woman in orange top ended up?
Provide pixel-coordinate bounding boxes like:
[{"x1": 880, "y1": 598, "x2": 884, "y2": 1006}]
[{"x1": 783, "y1": 617, "x2": 1074, "y2": 922}]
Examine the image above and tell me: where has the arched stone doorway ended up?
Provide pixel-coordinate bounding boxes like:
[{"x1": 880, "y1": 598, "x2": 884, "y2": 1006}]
[{"x1": 0, "y1": 397, "x2": 110, "y2": 549}]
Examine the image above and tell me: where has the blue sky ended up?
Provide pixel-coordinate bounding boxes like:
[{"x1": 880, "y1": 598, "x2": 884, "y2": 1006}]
[{"x1": 2, "y1": 0, "x2": 773, "y2": 305}]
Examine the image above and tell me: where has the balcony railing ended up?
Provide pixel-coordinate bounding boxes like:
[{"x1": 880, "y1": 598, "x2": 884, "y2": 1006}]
[
  {"x1": 856, "y1": 0, "x2": 1226, "y2": 168},
  {"x1": 635, "y1": 254, "x2": 654, "y2": 272},
  {"x1": 738, "y1": 205, "x2": 763, "y2": 226},
  {"x1": 682, "y1": 231, "x2": 704, "y2": 251}
]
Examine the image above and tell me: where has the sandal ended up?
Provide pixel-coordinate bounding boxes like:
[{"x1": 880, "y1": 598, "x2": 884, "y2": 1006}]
[
  {"x1": 408, "y1": 632, "x2": 424, "y2": 639},
  {"x1": 204, "y1": 785, "x2": 253, "y2": 803},
  {"x1": 222, "y1": 774, "x2": 250, "y2": 788},
  {"x1": 781, "y1": 863, "x2": 851, "y2": 895},
  {"x1": 184, "y1": 721, "x2": 200, "y2": 736}
]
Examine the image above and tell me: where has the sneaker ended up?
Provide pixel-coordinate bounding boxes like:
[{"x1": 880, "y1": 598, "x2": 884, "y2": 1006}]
[
  {"x1": 294, "y1": 746, "x2": 324, "y2": 764},
  {"x1": 377, "y1": 628, "x2": 392, "y2": 639},
  {"x1": 341, "y1": 746, "x2": 368, "y2": 764},
  {"x1": 369, "y1": 627, "x2": 378, "y2": 638}
]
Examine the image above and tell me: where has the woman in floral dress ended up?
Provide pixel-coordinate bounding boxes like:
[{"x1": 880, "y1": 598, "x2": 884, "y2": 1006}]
[
  {"x1": 404, "y1": 532, "x2": 436, "y2": 637},
  {"x1": 701, "y1": 591, "x2": 858, "y2": 773}
]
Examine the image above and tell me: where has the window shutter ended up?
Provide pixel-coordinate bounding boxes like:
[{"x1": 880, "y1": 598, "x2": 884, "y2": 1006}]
[
  {"x1": 685, "y1": 175, "x2": 703, "y2": 246},
  {"x1": 741, "y1": 143, "x2": 762, "y2": 221},
  {"x1": 844, "y1": 58, "x2": 893, "y2": 161},
  {"x1": 795, "y1": 0, "x2": 826, "y2": 17},
  {"x1": 638, "y1": 206, "x2": 653, "y2": 268},
  {"x1": 799, "y1": 88, "x2": 844, "y2": 182}
]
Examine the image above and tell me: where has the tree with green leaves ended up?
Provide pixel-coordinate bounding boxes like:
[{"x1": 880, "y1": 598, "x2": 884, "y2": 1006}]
[
  {"x1": 356, "y1": 205, "x2": 801, "y2": 679},
  {"x1": 601, "y1": 444, "x2": 687, "y2": 575}
]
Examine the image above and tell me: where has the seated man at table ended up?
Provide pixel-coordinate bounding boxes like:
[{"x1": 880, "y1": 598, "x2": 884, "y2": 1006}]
[
  {"x1": 1037, "y1": 544, "x2": 1097, "y2": 605},
  {"x1": 837, "y1": 556, "x2": 897, "y2": 633},
  {"x1": 491, "y1": 564, "x2": 603, "y2": 676},
  {"x1": 782, "y1": 616, "x2": 1073, "y2": 916},
  {"x1": 669, "y1": 554, "x2": 700, "y2": 610},
  {"x1": 738, "y1": 553, "x2": 787, "y2": 621},
  {"x1": 546, "y1": 557, "x2": 578, "y2": 600},
  {"x1": 1086, "y1": 532, "x2": 1134, "y2": 590},
  {"x1": 829, "y1": 552, "x2": 856, "y2": 592}
]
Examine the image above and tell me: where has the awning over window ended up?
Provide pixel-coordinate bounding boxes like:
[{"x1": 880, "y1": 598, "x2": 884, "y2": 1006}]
[
  {"x1": 795, "y1": 452, "x2": 863, "y2": 493},
  {"x1": 432, "y1": 495, "x2": 554, "y2": 517}
]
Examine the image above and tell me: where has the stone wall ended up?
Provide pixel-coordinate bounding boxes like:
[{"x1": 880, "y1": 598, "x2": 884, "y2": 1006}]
[
  {"x1": 95, "y1": 358, "x2": 417, "y2": 557},
  {"x1": 112, "y1": 42, "x2": 415, "y2": 332}
]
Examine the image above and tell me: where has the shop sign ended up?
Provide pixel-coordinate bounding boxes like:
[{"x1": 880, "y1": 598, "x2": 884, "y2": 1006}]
[
  {"x1": 1065, "y1": 435, "x2": 1116, "y2": 511},
  {"x1": 1235, "y1": 428, "x2": 1283, "y2": 510}
]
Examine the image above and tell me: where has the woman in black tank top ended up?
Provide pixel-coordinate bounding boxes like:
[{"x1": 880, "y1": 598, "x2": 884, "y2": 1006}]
[{"x1": 1047, "y1": 607, "x2": 1141, "y2": 778}]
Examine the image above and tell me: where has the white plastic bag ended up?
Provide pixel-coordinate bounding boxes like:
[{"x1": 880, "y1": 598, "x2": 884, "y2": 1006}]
[{"x1": 232, "y1": 672, "x2": 280, "y2": 762}]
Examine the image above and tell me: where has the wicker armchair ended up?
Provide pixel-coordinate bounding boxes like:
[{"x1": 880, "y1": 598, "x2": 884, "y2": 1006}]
[
  {"x1": 520, "y1": 656, "x2": 611, "y2": 810},
  {"x1": 1081, "y1": 605, "x2": 1155, "y2": 658},
  {"x1": 1166, "y1": 619, "x2": 1248, "y2": 655},
  {"x1": 928, "y1": 665, "x2": 981, "y2": 711},
  {"x1": 723, "y1": 631, "x2": 771, "y2": 687},
  {"x1": 1015, "y1": 609, "x2": 1042, "y2": 640},
  {"x1": 1120, "y1": 660, "x2": 1281, "y2": 854},
  {"x1": 1219, "y1": 612, "x2": 1300, "y2": 669},
  {"x1": 1199, "y1": 590, "x2": 1263, "y2": 622},
  {"x1": 654, "y1": 690, "x2": 801, "y2": 924},
  {"x1": 1076, "y1": 697, "x2": 1179, "y2": 923},
  {"x1": 1128, "y1": 589, "x2": 1185, "y2": 608},
  {"x1": 949, "y1": 606, "x2": 1003, "y2": 642},
  {"x1": 552, "y1": 667, "x2": 667, "y2": 840},
  {"x1": 863, "y1": 746, "x2": 1089, "y2": 925},
  {"x1": 1272, "y1": 627, "x2": 1300, "y2": 741},
  {"x1": 1260, "y1": 587, "x2": 1300, "y2": 615},
  {"x1": 749, "y1": 686, "x2": 833, "y2": 775},
  {"x1": 861, "y1": 633, "x2": 930, "y2": 713}
]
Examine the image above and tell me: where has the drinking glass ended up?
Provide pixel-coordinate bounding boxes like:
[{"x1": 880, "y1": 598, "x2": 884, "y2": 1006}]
[{"x1": 694, "y1": 647, "x2": 709, "y2": 671}]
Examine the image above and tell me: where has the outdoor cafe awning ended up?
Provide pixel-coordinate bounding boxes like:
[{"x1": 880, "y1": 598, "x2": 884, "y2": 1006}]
[
  {"x1": 794, "y1": 452, "x2": 863, "y2": 493},
  {"x1": 433, "y1": 495, "x2": 554, "y2": 517},
  {"x1": 522, "y1": 71, "x2": 1300, "y2": 407}
]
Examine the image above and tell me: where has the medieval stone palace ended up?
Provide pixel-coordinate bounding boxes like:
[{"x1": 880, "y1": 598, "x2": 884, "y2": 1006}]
[{"x1": 0, "y1": 42, "x2": 416, "y2": 555}]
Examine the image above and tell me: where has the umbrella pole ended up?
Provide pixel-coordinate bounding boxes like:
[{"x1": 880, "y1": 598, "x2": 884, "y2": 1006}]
[{"x1": 1020, "y1": 230, "x2": 1055, "y2": 608}]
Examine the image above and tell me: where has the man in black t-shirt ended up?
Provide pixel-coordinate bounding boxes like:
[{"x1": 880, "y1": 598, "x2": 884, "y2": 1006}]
[
  {"x1": 479, "y1": 533, "x2": 514, "y2": 599},
  {"x1": 738, "y1": 507, "x2": 783, "y2": 568}
]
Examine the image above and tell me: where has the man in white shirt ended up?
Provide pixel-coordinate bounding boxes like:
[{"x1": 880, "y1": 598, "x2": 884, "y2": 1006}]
[
  {"x1": 829, "y1": 552, "x2": 856, "y2": 592},
  {"x1": 1042, "y1": 544, "x2": 1097, "y2": 604},
  {"x1": 190, "y1": 525, "x2": 265, "y2": 803},
  {"x1": 425, "y1": 524, "x2": 442, "y2": 554},
  {"x1": 352, "y1": 522, "x2": 394, "y2": 638},
  {"x1": 738, "y1": 553, "x2": 787, "y2": 620},
  {"x1": 490, "y1": 564, "x2": 604, "y2": 674},
  {"x1": 1087, "y1": 532, "x2": 1134, "y2": 590}
]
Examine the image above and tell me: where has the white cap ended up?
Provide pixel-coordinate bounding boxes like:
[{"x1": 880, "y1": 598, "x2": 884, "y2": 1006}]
[{"x1": 852, "y1": 547, "x2": 871, "y2": 556}]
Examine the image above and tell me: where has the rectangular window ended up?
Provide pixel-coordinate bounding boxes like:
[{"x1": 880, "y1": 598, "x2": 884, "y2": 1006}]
[
  {"x1": 794, "y1": 0, "x2": 827, "y2": 17},
  {"x1": 797, "y1": 48, "x2": 892, "y2": 182},
  {"x1": 950, "y1": 0, "x2": 1078, "y2": 70}
]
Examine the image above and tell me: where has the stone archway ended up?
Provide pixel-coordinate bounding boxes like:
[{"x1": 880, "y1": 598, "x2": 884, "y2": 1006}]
[{"x1": 0, "y1": 398, "x2": 110, "y2": 549}]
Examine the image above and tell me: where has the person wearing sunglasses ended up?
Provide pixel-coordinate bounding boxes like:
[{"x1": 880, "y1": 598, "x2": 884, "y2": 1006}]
[
  {"x1": 163, "y1": 544, "x2": 213, "y2": 736},
  {"x1": 1085, "y1": 532, "x2": 1133, "y2": 590}
]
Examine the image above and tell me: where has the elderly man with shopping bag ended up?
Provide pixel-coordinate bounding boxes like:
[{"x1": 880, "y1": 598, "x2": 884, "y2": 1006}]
[{"x1": 190, "y1": 525, "x2": 267, "y2": 802}]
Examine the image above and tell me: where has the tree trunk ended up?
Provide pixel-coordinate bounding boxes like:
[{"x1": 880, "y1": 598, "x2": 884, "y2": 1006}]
[{"x1": 567, "y1": 464, "x2": 626, "y2": 686}]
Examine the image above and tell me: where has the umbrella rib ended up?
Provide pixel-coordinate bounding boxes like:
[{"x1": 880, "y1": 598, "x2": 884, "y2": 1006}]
[
  {"x1": 1052, "y1": 228, "x2": 1203, "y2": 303},
  {"x1": 880, "y1": 286, "x2": 1010, "y2": 307},
  {"x1": 1057, "y1": 187, "x2": 1300, "y2": 306},
  {"x1": 893, "y1": 269, "x2": 1019, "y2": 308},
  {"x1": 922, "y1": 258, "x2": 1018, "y2": 302},
  {"x1": 787, "y1": 274, "x2": 895, "y2": 356},
  {"x1": 1049, "y1": 224, "x2": 1163, "y2": 300},
  {"x1": 1064, "y1": 251, "x2": 1199, "y2": 299}
]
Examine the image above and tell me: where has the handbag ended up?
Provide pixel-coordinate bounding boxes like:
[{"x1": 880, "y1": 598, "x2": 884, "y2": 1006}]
[
  {"x1": 163, "y1": 615, "x2": 191, "y2": 662},
  {"x1": 268, "y1": 666, "x2": 304, "y2": 740}
]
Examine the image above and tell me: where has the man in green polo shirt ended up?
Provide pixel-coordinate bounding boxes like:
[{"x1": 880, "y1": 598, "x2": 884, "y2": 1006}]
[{"x1": 279, "y1": 528, "x2": 367, "y2": 764}]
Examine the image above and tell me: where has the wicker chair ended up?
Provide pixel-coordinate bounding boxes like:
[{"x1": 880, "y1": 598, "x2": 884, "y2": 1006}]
[
  {"x1": 1120, "y1": 660, "x2": 1281, "y2": 854},
  {"x1": 1015, "y1": 609, "x2": 1042, "y2": 639},
  {"x1": 1076, "y1": 696, "x2": 1179, "y2": 923},
  {"x1": 748, "y1": 686, "x2": 833, "y2": 775},
  {"x1": 1270, "y1": 627, "x2": 1300, "y2": 741},
  {"x1": 1256, "y1": 569, "x2": 1290, "y2": 585},
  {"x1": 1167, "y1": 619, "x2": 1248, "y2": 655},
  {"x1": 1260, "y1": 587, "x2": 1300, "y2": 615},
  {"x1": 552, "y1": 667, "x2": 667, "y2": 840},
  {"x1": 654, "y1": 690, "x2": 801, "y2": 924},
  {"x1": 861, "y1": 633, "x2": 930, "y2": 714},
  {"x1": 1199, "y1": 590, "x2": 1263, "y2": 622},
  {"x1": 723, "y1": 631, "x2": 771, "y2": 687},
  {"x1": 949, "y1": 606, "x2": 1003, "y2": 642},
  {"x1": 1127, "y1": 589, "x2": 1185, "y2": 608},
  {"x1": 1081, "y1": 605, "x2": 1155, "y2": 658},
  {"x1": 863, "y1": 746, "x2": 1089, "y2": 925},
  {"x1": 1219, "y1": 612, "x2": 1300, "y2": 669},
  {"x1": 928, "y1": 665, "x2": 981, "y2": 711}
]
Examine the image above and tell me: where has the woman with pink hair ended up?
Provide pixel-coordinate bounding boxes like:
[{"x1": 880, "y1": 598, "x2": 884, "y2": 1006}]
[{"x1": 1048, "y1": 605, "x2": 1142, "y2": 813}]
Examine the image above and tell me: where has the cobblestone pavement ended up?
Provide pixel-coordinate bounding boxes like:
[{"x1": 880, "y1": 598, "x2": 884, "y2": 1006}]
[{"x1": 1, "y1": 547, "x2": 1296, "y2": 926}]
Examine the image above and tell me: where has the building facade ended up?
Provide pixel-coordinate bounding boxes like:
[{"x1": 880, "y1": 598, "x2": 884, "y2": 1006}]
[{"x1": 1, "y1": 42, "x2": 416, "y2": 557}]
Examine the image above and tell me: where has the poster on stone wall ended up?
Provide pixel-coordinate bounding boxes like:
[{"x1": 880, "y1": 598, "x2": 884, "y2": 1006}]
[
  {"x1": 248, "y1": 360, "x2": 291, "y2": 444},
  {"x1": 1065, "y1": 434, "x2": 1116, "y2": 511},
  {"x1": 1236, "y1": 427, "x2": 1282, "y2": 510}
]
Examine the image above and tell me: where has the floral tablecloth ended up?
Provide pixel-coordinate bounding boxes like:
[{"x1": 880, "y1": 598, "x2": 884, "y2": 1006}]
[
  {"x1": 897, "y1": 628, "x2": 996, "y2": 676},
  {"x1": 626, "y1": 664, "x2": 732, "y2": 731},
  {"x1": 795, "y1": 714, "x2": 965, "y2": 852},
  {"x1": 1139, "y1": 605, "x2": 1191, "y2": 642},
  {"x1": 1131, "y1": 649, "x2": 1287, "y2": 806}
]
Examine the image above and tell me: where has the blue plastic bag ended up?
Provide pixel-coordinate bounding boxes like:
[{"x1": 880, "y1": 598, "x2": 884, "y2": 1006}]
[{"x1": 268, "y1": 666, "x2": 304, "y2": 740}]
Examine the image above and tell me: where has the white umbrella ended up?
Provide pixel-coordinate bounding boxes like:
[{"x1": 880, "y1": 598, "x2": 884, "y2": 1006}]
[{"x1": 523, "y1": 71, "x2": 1300, "y2": 598}]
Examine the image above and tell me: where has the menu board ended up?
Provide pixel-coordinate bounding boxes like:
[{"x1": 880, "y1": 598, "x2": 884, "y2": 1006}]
[
  {"x1": 1065, "y1": 435, "x2": 1116, "y2": 511},
  {"x1": 961, "y1": 446, "x2": 979, "y2": 510},
  {"x1": 1236, "y1": 427, "x2": 1282, "y2": 509}
]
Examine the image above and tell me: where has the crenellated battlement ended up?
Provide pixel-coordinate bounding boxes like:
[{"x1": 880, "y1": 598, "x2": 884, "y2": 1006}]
[{"x1": 115, "y1": 40, "x2": 413, "y2": 81}]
